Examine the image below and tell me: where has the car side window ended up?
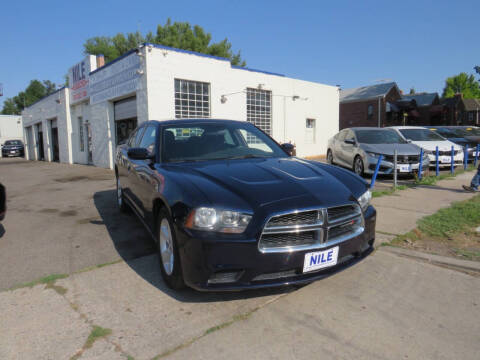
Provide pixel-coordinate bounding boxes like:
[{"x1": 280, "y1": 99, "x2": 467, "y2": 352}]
[
  {"x1": 127, "y1": 130, "x2": 138, "y2": 148},
  {"x1": 337, "y1": 130, "x2": 346, "y2": 141},
  {"x1": 138, "y1": 126, "x2": 157, "y2": 154},
  {"x1": 133, "y1": 127, "x2": 146, "y2": 147},
  {"x1": 345, "y1": 130, "x2": 355, "y2": 142}
]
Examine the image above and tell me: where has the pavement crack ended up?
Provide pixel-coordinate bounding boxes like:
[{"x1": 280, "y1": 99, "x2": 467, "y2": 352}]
[{"x1": 150, "y1": 291, "x2": 292, "y2": 359}]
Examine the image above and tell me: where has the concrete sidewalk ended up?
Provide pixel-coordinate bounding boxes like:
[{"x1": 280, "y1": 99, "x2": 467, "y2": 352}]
[
  {"x1": 372, "y1": 171, "x2": 477, "y2": 244},
  {"x1": 1, "y1": 164, "x2": 479, "y2": 360}
]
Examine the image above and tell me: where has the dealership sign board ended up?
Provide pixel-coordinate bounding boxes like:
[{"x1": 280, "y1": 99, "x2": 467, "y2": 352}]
[
  {"x1": 68, "y1": 55, "x2": 97, "y2": 105},
  {"x1": 89, "y1": 54, "x2": 141, "y2": 105}
]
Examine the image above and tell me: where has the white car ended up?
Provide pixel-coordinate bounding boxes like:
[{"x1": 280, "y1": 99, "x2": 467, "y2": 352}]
[{"x1": 388, "y1": 126, "x2": 464, "y2": 167}]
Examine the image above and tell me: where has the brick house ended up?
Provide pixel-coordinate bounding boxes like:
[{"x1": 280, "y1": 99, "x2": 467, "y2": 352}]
[
  {"x1": 339, "y1": 82, "x2": 409, "y2": 129},
  {"x1": 460, "y1": 98, "x2": 480, "y2": 125},
  {"x1": 440, "y1": 94, "x2": 480, "y2": 125},
  {"x1": 400, "y1": 93, "x2": 442, "y2": 125}
]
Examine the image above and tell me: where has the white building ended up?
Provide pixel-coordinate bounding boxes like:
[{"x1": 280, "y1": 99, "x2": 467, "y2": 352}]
[
  {"x1": 22, "y1": 88, "x2": 72, "y2": 162},
  {"x1": 0, "y1": 115, "x2": 24, "y2": 157},
  {"x1": 23, "y1": 44, "x2": 339, "y2": 169}
]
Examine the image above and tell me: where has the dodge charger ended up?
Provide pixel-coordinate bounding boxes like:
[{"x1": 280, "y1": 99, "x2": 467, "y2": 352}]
[{"x1": 115, "y1": 119, "x2": 376, "y2": 291}]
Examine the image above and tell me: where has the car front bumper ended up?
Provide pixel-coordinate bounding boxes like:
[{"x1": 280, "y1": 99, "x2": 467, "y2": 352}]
[
  {"x1": 365, "y1": 157, "x2": 429, "y2": 175},
  {"x1": 175, "y1": 206, "x2": 376, "y2": 291},
  {"x1": 1, "y1": 148, "x2": 24, "y2": 157},
  {"x1": 425, "y1": 153, "x2": 463, "y2": 167}
]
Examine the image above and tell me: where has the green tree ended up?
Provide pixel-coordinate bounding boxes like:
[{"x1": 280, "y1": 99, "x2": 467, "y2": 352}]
[
  {"x1": 83, "y1": 19, "x2": 246, "y2": 66},
  {"x1": 409, "y1": 88, "x2": 415, "y2": 95},
  {"x1": 1, "y1": 98, "x2": 18, "y2": 115},
  {"x1": 1, "y1": 79, "x2": 56, "y2": 114},
  {"x1": 442, "y1": 72, "x2": 480, "y2": 99}
]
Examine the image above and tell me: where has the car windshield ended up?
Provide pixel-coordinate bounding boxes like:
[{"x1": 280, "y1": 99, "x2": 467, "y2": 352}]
[
  {"x1": 463, "y1": 127, "x2": 480, "y2": 136},
  {"x1": 399, "y1": 129, "x2": 445, "y2": 141},
  {"x1": 431, "y1": 128, "x2": 468, "y2": 138},
  {"x1": 4, "y1": 140, "x2": 22, "y2": 146},
  {"x1": 162, "y1": 122, "x2": 286, "y2": 162},
  {"x1": 355, "y1": 129, "x2": 407, "y2": 144}
]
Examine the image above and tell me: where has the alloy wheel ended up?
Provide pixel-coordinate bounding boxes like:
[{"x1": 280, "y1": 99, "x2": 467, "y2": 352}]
[{"x1": 159, "y1": 218, "x2": 174, "y2": 275}]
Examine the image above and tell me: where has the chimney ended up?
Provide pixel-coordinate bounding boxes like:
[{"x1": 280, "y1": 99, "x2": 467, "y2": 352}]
[{"x1": 96, "y1": 54, "x2": 105, "y2": 68}]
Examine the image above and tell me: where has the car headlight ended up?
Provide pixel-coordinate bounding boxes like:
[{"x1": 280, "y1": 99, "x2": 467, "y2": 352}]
[
  {"x1": 185, "y1": 207, "x2": 252, "y2": 233},
  {"x1": 423, "y1": 150, "x2": 433, "y2": 155},
  {"x1": 357, "y1": 190, "x2": 371, "y2": 212},
  {"x1": 367, "y1": 152, "x2": 380, "y2": 159}
]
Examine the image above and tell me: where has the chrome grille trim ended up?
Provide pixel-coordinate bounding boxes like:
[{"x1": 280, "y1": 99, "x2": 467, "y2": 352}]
[{"x1": 258, "y1": 205, "x2": 364, "y2": 254}]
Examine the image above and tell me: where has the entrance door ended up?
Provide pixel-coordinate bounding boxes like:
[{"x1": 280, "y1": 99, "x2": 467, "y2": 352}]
[
  {"x1": 51, "y1": 119, "x2": 59, "y2": 162},
  {"x1": 37, "y1": 125, "x2": 45, "y2": 161},
  {"x1": 27, "y1": 127, "x2": 35, "y2": 159},
  {"x1": 114, "y1": 96, "x2": 137, "y2": 146},
  {"x1": 86, "y1": 123, "x2": 93, "y2": 164}
]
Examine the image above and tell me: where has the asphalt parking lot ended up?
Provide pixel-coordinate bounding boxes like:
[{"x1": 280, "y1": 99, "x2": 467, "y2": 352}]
[
  {"x1": 1, "y1": 158, "x2": 479, "y2": 359},
  {"x1": 0, "y1": 158, "x2": 154, "y2": 291}
]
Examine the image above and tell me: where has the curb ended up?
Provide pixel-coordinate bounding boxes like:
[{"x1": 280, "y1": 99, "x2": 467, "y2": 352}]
[{"x1": 379, "y1": 246, "x2": 480, "y2": 273}]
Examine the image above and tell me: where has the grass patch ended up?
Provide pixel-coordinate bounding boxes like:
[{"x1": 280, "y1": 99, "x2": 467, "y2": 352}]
[
  {"x1": 372, "y1": 185, "x2": 407, "y2": 198},
  {"x1": 84, "y1": 325, "x2": 112, "y2": 349},
  {"x1": 9, "y1": 273, "x2": 69, "y2": 291},
  {"x1": 417, "y1": 194, "x2": 480, "y2": 237},
  {"x1": 390, "y1": 195, "x2": 480, "y2": 262}
]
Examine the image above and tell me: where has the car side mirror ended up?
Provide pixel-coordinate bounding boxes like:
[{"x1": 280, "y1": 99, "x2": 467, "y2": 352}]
[
  {"x1": 127, "y1": 147, "x2": 154, "y2": 160},
  {"x1": 344, "y1": 138, "x2": 355, "y2": 145},
  {"x1": 281, "y1": 143, "x2": 296, "y2": 156}
]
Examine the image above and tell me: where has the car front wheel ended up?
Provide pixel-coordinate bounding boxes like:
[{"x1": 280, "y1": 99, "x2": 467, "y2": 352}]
[
  {"x1": 157, "y1": 209, "x2": 185, "y2": 290},
  {"x1": 353, "y1": 156, "x2": 364, "y2": 176}
]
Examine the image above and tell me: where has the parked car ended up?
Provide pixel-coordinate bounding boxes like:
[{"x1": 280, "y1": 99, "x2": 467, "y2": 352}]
[
  {"x1": 327, "y1": 127, "x2": 429, "y2": 176},
  {"x1": 429, "y1": 126, "x2": 479, "y2": 161},
  {"x1": 388, "y1": 126, "x2": 464, "y2": 167},
  {"x1": 1, "y1": 140, "x2": 24, "y2": 158},
  {"x1": 115, "y1": 119, "x2": 376, "y2": 291},
  {"x1": 0, "y1": 183, "x2": 5, "y2": 221}
]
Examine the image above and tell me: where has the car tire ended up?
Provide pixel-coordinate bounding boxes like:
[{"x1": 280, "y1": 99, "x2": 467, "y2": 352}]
[
  {"x1": 353, "y1": 156, "x2": 364, "y2": 177},
  {"x1": 157, "y1": 208, "x2": 185, "y2": 290},
  {"x1": 327, "y1": 149, "x2": 334, "y2": 164},
  {"x1": 116, "y1": 175, "x2": 129, "y2": 213}
]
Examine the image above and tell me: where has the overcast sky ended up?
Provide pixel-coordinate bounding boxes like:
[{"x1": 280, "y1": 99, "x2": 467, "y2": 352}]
[{"x1": 1, "y1": 0, "x2": 479, "y2": 108}]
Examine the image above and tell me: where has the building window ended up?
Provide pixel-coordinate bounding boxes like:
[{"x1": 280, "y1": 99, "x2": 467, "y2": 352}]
[
  {"x1": 367, "y1": 104, "x2": 374, "y2": 120},
  {"x1": 174, "y1": 79, "x2": 210, "y2": 118},
  {"x1": 306, "y1": 118, "x2": 316, "y2": 144},
  {"x1": 246, "y1": 88, "x2": 272, "y2": 137},
  {"x1": 78, "y1": 117, "x2": 84, "y2": 152},
  {"x1": 468, "y1": 112, "x2": 474, "y2": 122}
]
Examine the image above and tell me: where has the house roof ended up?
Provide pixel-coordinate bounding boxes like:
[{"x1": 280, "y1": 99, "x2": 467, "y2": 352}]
[
  {"x1": 463, "y1": 98, "x2": 480, "y2": 111},
  {"x1": 340, "y1": 82, "x2": 398, "y2": 103},
  {"x1": 401, "y1": 93, "x2": 438, "y2": 107}
]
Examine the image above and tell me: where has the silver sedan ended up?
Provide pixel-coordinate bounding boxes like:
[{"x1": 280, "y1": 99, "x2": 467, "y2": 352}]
[{"x1": 327, "y1": 127, "x2": 430, "y2": 176}]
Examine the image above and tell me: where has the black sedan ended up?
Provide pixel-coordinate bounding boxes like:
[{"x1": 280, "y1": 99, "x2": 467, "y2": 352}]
[
  {"x1": 1, "y1": 140, "x2": 24, "y2": 158},
  {"x1": 115, "y1": 119, "x2": 376, "y2": 291}
]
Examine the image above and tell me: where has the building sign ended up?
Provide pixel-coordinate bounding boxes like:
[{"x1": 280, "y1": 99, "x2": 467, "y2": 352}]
[
  {"x1": 68, "y1": 55, "x2": 97, "y2": 104},
  {"x1": 89, "y1": 54, "x2": 141, "y2": 105}
]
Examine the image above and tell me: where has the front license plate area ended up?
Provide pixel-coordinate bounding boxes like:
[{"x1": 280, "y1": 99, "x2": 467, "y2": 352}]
[
  {"x1": 399, "y1": 164, "x2": 411, "y2": 172},
  {"x1": 303, "y1": 246, "x2": 339, "y2": 273},
  {"x1": 441, "y1": 156, "x2": 451, "y2": 164}
]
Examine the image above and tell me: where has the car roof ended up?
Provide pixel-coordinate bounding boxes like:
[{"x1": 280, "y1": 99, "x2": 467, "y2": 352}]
[
  {"x1": 143, "y1": 119, "x2": 250, "y2": 127},
  {"x1": 388, "y1": 126, "x2": 428, "y2": 130},
  {"x1": 349, "y1": 127, "x2": 395, "y2": 131}
]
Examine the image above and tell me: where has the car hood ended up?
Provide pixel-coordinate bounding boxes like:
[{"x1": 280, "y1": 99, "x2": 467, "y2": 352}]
[
  {"x1": 410, "y1": 140, "x2": 462, "y2": 152},
  {"x1": 167, "y1": 157, "x2": 366, "y2": 212},
  {"x1": 359, "y1": 143, "x2": 421, "y2": 156}
]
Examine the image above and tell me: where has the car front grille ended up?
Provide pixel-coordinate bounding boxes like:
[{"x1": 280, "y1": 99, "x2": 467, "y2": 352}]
[
  {"x1": 383, "y1": 155, "x2": 420, "y2": 164},
  {"x1": 258, "y1": 205, "x2": 364, "y2": 253},
  {"x1": 437, "y1": 150, "x2": 459, "y2": 156}
]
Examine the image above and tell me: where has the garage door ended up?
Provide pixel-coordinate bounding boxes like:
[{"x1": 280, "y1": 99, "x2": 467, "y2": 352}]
[{"x1": 114, "y1": 97, "x2": 137, "y2": 145}]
